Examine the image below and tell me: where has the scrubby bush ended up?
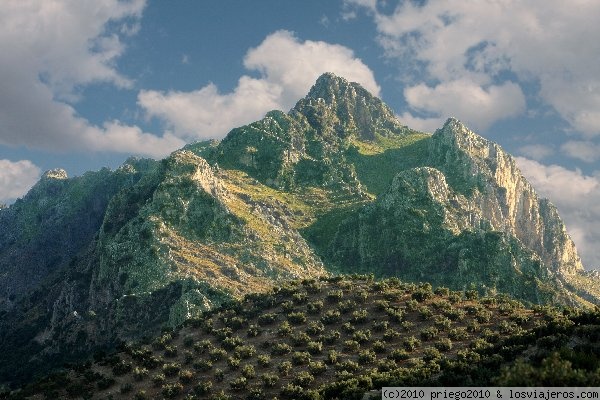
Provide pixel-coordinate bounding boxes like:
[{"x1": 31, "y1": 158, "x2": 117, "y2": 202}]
[
  {"x1": 278, "y1": 361, "x2": 292, "y2": 376},
  {"x1": 261, "y1": 372, "x2": 279, "y2": 387}
]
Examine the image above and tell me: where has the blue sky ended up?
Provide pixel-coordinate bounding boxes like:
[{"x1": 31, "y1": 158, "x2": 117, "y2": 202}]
[{"x1": 1, "y1": 0, "x2": 600, "y2": 268}]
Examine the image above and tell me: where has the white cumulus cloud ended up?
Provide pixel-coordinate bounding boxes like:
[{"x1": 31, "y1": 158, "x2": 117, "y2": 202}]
[
  {"x1": 347, "y1": 0, "x2": 600, "y2": 136},
  {"x1": 561, "y1": 140, "x2": 600, "y2": 163},
  {"x1": 0, "y1": 0, "x2": 183, "y2": 158},
  {"x1": 0, "y1": 159, "x2": 41, "y2": 204},
  {"x1": 138, "y1": 30, "x2": 380, "y2": 140},
  {"x1": 516, "y1": 157, "x2": 600, "y2": 269}
]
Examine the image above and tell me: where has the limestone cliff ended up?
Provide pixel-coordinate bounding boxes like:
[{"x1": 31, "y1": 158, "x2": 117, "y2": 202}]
[{"x1": 428, "y1": 118, "x2": 583, "y2": 276}]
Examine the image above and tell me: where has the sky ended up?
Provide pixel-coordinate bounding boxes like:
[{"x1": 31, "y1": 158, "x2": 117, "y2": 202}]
[{"x1": 1, "y1": 0, "x2": 599, "y2": 269}]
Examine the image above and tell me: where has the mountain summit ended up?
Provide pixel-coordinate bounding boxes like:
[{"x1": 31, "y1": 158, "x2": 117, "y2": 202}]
[{"x1": 0, "y1": 73, "x2": 598, "y2": 386}]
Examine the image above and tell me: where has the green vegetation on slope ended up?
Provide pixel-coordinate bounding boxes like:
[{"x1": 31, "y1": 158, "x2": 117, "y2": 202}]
[{"x1": 345, "y1": 133, "x2": 431, "y2": 195}]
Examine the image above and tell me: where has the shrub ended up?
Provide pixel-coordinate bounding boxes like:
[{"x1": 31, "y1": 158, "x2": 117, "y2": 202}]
[
  {"x1": 307, "y1": 341, "x2": 323, "y2": 355},
  {"x1": 261, "y1": 372, "x2": 279, "y2": 387},
  {"x1": 134, "y1": 390, "x2": 148, "y2": 400},
  {"x1": 434, "y1": 316, "x2": 452, "y2": 331},
  {"x1": 235, "y1": 344, "x2": 256, "y2": 359},
  {"x1": 193, "y1": 359, "x2": 213, "y2": 372},
  {"x1": 302, "y1": 300, "x2": 320, "y2": 316},
  {"x1": 412, "y1": 288, "x2": 433, "y2": 302},
  {"x1": 272, "y1": 342, "x2": 292, "y2": 355},
  {"x1": 327, "y1": 350, "x2": 340, "y2": 365},
  {"x1": 241, "y1": 364, "x2": 256, "y2": 379},
  {"x1": 292, "y1": 371, "x2": 315, "y2": 387},
  {"x1": 280, "y1": 383, "x2": 305, "y2": 398},
  {"x1": 388, "y1": 349, "x2": 409, "y2": 361},
  {"x1": 448, "y1": 327, "x2": 469, "y2": 341},
  {"x1": 434, "y1": 338, "x2": 453, "y2": 351},
  {"x1": 247, "y1": 324, "x2": 261, "y2": 337},
  {"x1": 420, "y1": 326, "x2": 439, "y2": 341},
  {"x1": 464, "y1": 289, "x2": 479, "y2": 300},
  {"x1": 256, "y1": 354, "x2": 271, "y2": 367},
  {"x1": 354, "y1": 290, "x2": 369, "y2": 303},
  {"x1": 194, "y1": 381, "x2": 213, "y2": 395},
  {"x1": 323, "y1": 330, "x2": 341, "y2": 344},
  {"x1": 230, "y1": 376, "x2": 248, "y2": 391},
  {"x1": 386, "y1": 307, "x2": 405, "y2": 323},
  {"x1": 358, "y1": 349, "x2": 377, "y2": 364},
  {"x1": 374, "y1": 299, "x2": 390, "y2": 311},
  {"x1": 306, "y1": 321, "x2": 325, "y2": 335},
  {"x1": 448, "y1": 292, "x2": 462, "y2": 303},
  {"x1": 418, "y1": 306, "x2": 434, "y2": 320},
  {"x1": 352, "y1": 329, "x2": 371, "y2": 344},
  {"x1": 227, "y1": 357, "x2": 240, "y2": 370},
  {"x1": 422, "y1": 347, "x2": 442, "y2": 362},
  {"x1": 221, "y1": 336, "x2": 244, "y2": 350},
  {"x1": 214, "y1": 368, "x2": 225, "y2": 382},
  {"x1": 475, "y1": 310, "x2": 492, "y2": 323},
  {"x1": 258, "y1": 313, "x2": 278, "y2": 325},
  {"x1": 444, "y1": 308, "x2": 466, "y2": 321},
  {"x1": 287, "y1": 311, "x2": 307, "y2": 325},
  {"x1": 327, "y1": 289, "x2": 344, "y2": 301},
  {"x1": 194, "y1": 339, "x2": 212, "y2": 353},
  {"x1": 377, "y1": 358, "x2": 398, "y2": 372},
  {"x1": 406, "y1": 299, "x2": 420, "y2": 311},
  {"x1": 291, "y1": 351, "x2": 311, "y2": 365},
  {"x1": 152, "y1": 373, "x2": 166, "y2": 387},
  {"x1": 383, "y1": 328, "x2": 400, "y2": 342},
  {"x1": 278, "y1": 361, "x2": 292, "y2": 376},
  {"x1": 352, "y1": 309, "x2": 369, "y2": 324},
  {"x1": 209, "y1": 348, "x2": 228, "y2": 361},
  {"x1": 344, "y1": 340, "x2": 360, "y2": 351},
  {"x1": 321, "y1": 309, "x2": 341, "y2": 325},
  {"x1": 336, "y1": 360, "x2": 360, "y2": 372},
  {"x1": 133, "y1": 366, "x2": 149, "y2": 381},
  {"x1": 179, "y1": 369, "x2": 194, "y2": 383},
  {"x1": 292, "y1": 331, "x2": 311, "y2": 347},
  {"x1": 162, "y1": 362, "x2": 181, "y2": 377},
  {"x1": 403, "y1": 336, "x2": 421, "y2": 351},
  {"x1": 434, "y1": 287, "x2": 450, "y2": 296},
  {"x1": 341, "y1": 321, "x2": 356, "y2": 334},
  {"x1": 338, "y1": 300, "x2": 357, "y2": 314},
  {"x1": 373, "y1": 340, "x2": 386, "y2": 353},
  {"x1": 373, "y1": 320, "x2": 389, "y2": 332},
  {"x1": 281, "y1": 300, "x2": 295, "y2": 312},
  {"x1": 277, "y1": 321, "x2": 293, "y2": 337},
  {"x1": 308, "y1": 361, "x2": 327, "y2": 375}
]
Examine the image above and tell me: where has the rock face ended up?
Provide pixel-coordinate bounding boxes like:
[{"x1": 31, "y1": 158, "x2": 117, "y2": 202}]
[
  {"x1": 0, "y1": 72, "x2": 597, "y2": 387},
  {"x1": 428, "y1": 119, "x2": 583, "y2": 276}
]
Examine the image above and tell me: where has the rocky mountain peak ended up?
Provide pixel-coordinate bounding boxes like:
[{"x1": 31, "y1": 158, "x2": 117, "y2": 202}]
[
  {"x1": 41, "y1": 168, "x2": 68, "y2": 181},
  {"x1": 293, "y1": 72, "x2": 408, "y2": 140}
]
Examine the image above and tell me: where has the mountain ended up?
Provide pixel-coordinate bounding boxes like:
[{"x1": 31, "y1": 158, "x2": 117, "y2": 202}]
[{"x1": 1, "y1": 73, "x2": 598, "y2": 388}]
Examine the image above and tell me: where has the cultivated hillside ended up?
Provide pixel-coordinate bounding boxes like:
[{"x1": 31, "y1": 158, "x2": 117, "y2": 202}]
[{"x1": 9, "y1": 276, "x2": 600, "y2": 399}]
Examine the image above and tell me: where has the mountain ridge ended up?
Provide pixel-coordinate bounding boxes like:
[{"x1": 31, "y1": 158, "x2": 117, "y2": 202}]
[{"x1": 0, "y1": 72, "x2": 598, "y2": 388}]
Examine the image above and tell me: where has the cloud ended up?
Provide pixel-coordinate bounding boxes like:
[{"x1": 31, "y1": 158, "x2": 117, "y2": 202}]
[
  {"x1": 0, "y1": 159, "x2": 41, "y2": 204},
  {"x1": 518, "y1": 144, "x2": 555, "y2": 161},
  {"x1": 138, "y1": 30, "x2": 380, "y2": 140},
  {"x1": 403, "y1": 80, "x2": 525, "y2": 131},
  {"x1": 515, "y1": 157, "x2": 600, "y2": 269},
  {"x1": 0, "y1": 0, "x2": 182, "y2": 158},
  {"x1": 348, "y1": 0, "x2": 600, "y2": 136},
  {"x1": 561, "y1": 140, "x2": 600, "y2": 163}
]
